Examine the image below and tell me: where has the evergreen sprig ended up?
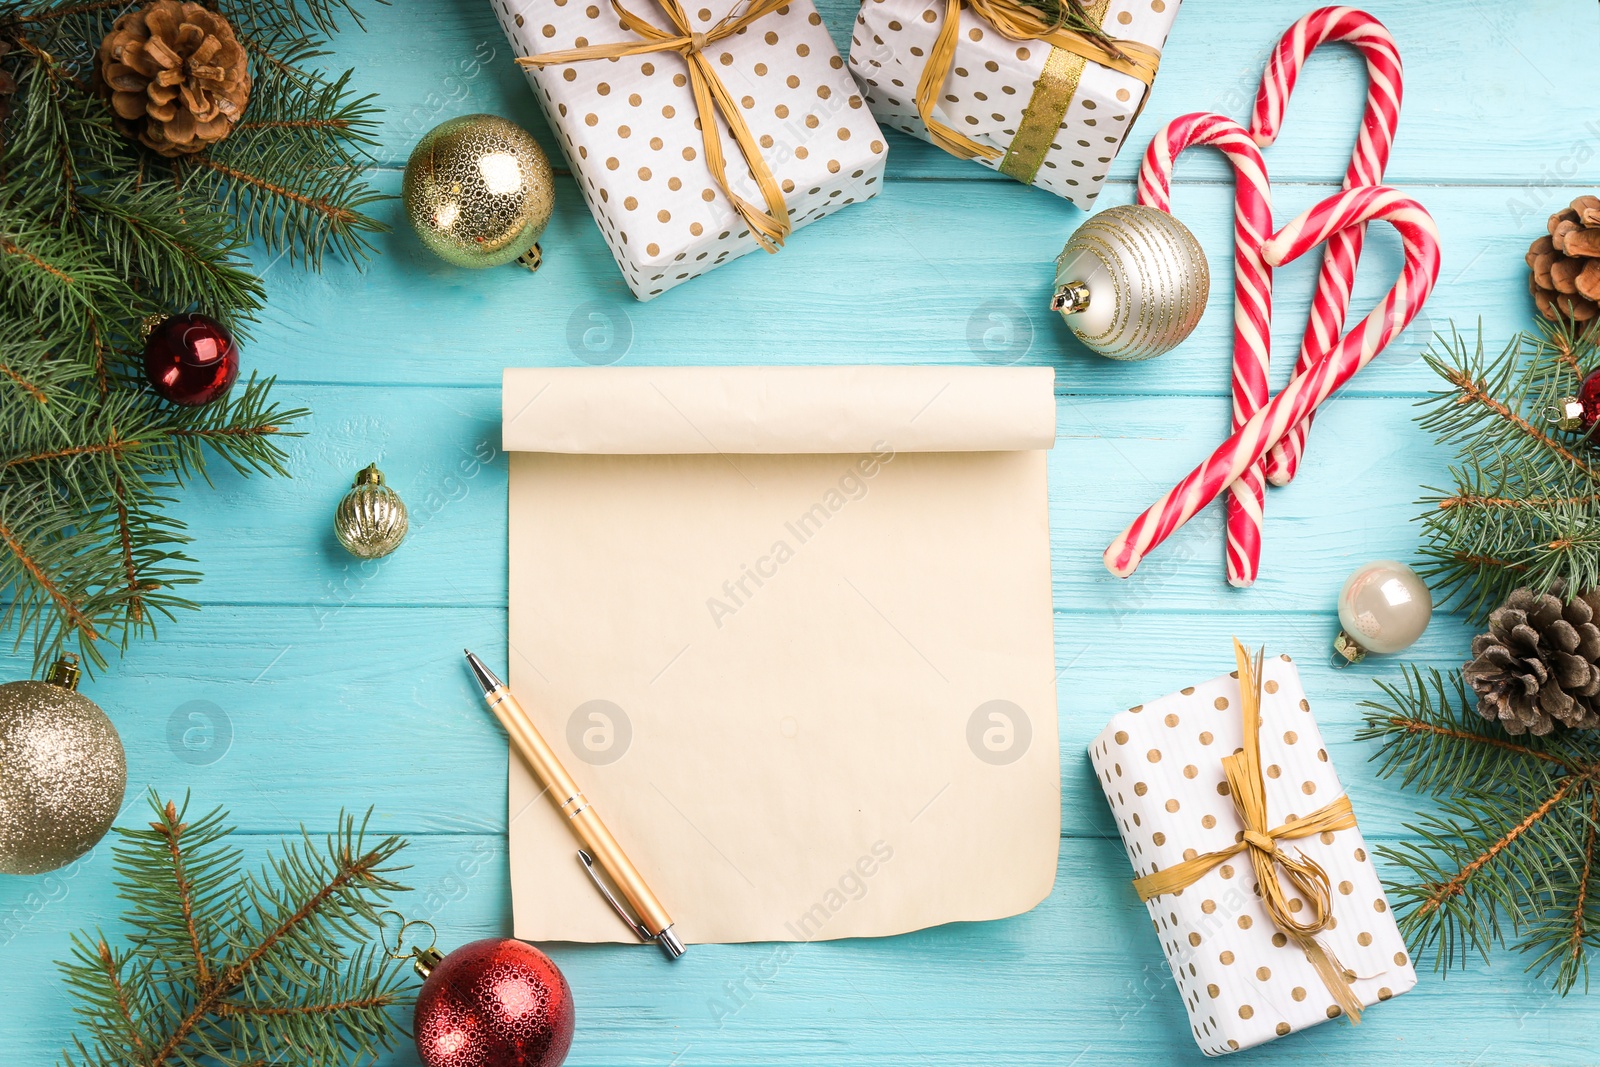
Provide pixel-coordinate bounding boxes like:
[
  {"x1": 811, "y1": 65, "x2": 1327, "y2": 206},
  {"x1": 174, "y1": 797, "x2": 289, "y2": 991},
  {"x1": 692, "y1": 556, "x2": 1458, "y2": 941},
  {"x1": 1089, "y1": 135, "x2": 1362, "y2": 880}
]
[
  {"x1": 1359, "y1": 668, "x2": 1600, "y2": 994},
  {"x1": 1359, "y1": 309, "x2": 1600, "y2": 994},
  {"x1": 0, "y1": 0, "x2": 388, "y2": 673},
  {"x1": 1414, "y1": 317, "x2": 1600, "y2": 621},
  {"x1": 1014, "y1": 0, "x2": 1120, "y2": 46},
  {"x1": 59, "y1": 792, "x2": 412, "y2": 1067}
]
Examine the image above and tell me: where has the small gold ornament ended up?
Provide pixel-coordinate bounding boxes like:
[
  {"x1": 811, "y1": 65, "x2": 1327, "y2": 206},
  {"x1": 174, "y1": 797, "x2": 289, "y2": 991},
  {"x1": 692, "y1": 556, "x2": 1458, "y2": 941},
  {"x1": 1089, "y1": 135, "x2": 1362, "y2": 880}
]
[
  {"x1": 403, "y1": 114, "x2": 555, "y2": 271},
  {"x1": 335, "y1": 464, "x2": 408, "y2": 559},
  {"x1": 0, "y1": 654, "x2": 127, "y2": 875},
  {"x1": 1050, "y1": 204, "x2": 1210, "y2": 361}
]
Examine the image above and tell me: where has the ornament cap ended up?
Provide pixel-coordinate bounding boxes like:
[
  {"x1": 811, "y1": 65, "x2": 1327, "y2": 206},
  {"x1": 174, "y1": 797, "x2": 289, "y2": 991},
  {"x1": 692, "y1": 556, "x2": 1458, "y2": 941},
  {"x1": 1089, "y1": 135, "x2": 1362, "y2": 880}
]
[
  {"x1": 517, "y1": 243, "x2": 543, "y2": 273},
  {"x1": 1553, "y1": 396, "x2": 1587, "y2": 433},
  {"x1": 45, "y1": 653, "x2": 81, "y2": 690},
  {"x1": 1050, "y1": 279, "x2": 1091, "y2": 315},
  {"x1": 353, "y1": 464, "x2": 386, "y2": 487},
  {"x1": 412, "y1": 945, "x2": 444, "y2": 979},
  {"x1": 1331, "y1": 630, "x2": 1366, "y2": 668}
]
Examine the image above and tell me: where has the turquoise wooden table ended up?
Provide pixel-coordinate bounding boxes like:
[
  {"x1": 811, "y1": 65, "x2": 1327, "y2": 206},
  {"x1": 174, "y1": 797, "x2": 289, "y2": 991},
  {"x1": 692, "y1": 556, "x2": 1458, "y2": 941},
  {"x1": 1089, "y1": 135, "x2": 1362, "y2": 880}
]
[{"x1": 5, "y1": 1, "x2": 1599, "y2": 1063}]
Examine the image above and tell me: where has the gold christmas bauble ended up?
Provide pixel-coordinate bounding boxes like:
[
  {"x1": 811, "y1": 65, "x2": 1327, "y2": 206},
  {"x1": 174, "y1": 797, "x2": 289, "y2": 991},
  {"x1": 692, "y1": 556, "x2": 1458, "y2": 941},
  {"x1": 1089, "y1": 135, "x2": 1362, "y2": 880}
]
[
  {"x1": 334, "y1": 464, "x2": 408, "y2": 559},
  {"x1": 1050, "y1": 204, "x2": 1210, "y2": 361},
  {"x1": 0, "y1": 656, "x2": 126, "y2": 875},
  {"x1": 403, "y1": 114, "x2": 555, "y2": 270}
]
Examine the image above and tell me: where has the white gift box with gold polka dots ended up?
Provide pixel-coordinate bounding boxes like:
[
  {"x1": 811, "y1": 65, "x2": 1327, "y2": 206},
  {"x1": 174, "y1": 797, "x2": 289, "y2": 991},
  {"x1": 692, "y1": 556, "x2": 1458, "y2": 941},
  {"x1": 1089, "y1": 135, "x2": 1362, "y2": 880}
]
[
  {"x1": 848, "y1": 0, "x2": 1177, "y2": 207},
  {"x1": 491, "y1": 0, "x2": 888, "y2": 300},
  {"x1": 1088, "y1": 655, "x2": 1416, "y2": 1055}
]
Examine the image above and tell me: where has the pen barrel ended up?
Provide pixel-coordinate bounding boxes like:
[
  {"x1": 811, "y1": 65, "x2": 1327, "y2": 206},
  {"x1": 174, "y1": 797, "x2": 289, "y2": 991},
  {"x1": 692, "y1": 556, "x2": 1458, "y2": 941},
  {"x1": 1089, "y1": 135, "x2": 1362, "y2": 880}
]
[
  {"x1": 569, "y1": 808, "x2": 674, "y2": 936},
  {"x1": 488, "y1": 688, "x2": 675, "y2": 939}
]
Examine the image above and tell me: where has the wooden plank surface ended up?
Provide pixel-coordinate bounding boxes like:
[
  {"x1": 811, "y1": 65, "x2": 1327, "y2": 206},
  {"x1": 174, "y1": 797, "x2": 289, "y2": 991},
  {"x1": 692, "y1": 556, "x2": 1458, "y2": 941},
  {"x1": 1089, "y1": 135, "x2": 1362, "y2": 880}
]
[{"x1": 5, "y1": 0, "x2": 1600, "y2": 1064}]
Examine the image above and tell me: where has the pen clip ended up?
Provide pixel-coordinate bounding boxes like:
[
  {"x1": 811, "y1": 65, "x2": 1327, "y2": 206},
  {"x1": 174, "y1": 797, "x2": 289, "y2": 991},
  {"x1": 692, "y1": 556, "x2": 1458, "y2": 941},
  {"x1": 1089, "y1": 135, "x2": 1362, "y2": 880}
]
[{"x1": 578, "y1": 849, "x2": 652, "y2": 943}]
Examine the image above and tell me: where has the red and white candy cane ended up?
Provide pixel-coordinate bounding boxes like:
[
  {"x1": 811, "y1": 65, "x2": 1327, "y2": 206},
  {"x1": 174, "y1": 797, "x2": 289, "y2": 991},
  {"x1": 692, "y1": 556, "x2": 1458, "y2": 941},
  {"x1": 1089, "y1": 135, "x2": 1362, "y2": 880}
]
[
  {"x1": 1251, "y1": 7, "x2": 1404, "y2": 487},
  {"x1": 1104, "y1": 187, "x2": 1440, "y2": 579},
  {"x1": 1136, "y1": 113, "x2": 1274, "y2": 587}
]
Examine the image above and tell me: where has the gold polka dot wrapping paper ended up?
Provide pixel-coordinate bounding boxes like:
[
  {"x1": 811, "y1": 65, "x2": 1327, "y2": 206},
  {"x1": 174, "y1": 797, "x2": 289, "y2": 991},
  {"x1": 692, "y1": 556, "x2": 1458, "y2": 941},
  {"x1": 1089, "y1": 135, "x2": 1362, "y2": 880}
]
[
  {"x1": 850, "y1": 0, "x2": 1178, "y2": 208},
  {"x1": 490, "y1": 0, "x2": 888, "y2": 300},
  {"x1": 1088, "y1": 655, "x2": 1416, "y2": 1056}
]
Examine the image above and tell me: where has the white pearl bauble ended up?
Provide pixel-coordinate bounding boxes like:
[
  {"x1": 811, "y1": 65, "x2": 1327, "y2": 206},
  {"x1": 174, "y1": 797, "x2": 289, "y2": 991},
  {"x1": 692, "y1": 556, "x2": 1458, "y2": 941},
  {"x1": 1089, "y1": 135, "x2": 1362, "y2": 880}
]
[
  {"x1": 1050, "y1": 204, "x2": 1210, "y2": 361},
  {"x1": 1334, "y1": 560, "x2": 1433, "y2": 664}
]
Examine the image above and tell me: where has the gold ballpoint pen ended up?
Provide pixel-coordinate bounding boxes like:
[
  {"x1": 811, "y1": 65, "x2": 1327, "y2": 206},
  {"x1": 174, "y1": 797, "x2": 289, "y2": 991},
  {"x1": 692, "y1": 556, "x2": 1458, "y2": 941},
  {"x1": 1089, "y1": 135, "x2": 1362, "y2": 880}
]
[{"x1": 464, "y1": 650, "x2": 685, "y2": 960}]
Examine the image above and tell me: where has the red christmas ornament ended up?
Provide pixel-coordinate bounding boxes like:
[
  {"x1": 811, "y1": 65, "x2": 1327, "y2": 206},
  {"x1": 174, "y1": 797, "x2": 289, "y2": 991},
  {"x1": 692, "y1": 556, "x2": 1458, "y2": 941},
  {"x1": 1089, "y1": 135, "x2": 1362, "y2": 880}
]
[
  {"x1": 143, "y1": 313, "x2": 240, "y2": 406},
  {"x1": 413, "y1": 938, "x2": 575, "y2": 1067},
  {"x1": 1581, "y1": 368, "x2": 1600, "y2": 431}
]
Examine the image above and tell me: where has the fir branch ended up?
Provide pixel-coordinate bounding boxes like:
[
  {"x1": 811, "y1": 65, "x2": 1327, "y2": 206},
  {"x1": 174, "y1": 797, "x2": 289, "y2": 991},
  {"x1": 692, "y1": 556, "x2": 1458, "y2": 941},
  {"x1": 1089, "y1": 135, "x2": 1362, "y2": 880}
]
[
  {"x1": 1410, "y1": 778, "x2": 1579, "y2": 920},
  {"x1": 1438, "y1": 492, "x2": 1600, "y2": 510},
  {"x1": 3, "y1": 431, "x2": 143, "y2": 469},
  {"x1": 1526, "y1": 791, "x2": 1600, "y2": 992},
  {"x1": 1362, "y1": 670, "x2": 1600, "y2": 991},
  {"x1": 0, "y1": 233, "x2": 77, "y2": 282},
  {"x1": 93, "y1": 938, "x2": 150, "y2": 1060},
  {"x1": 229, "y1": 0, "x2": 383, "y2": 39},
  {"x1": 1012, "y1": 0, "x2": 1124, "y2": 56},
  {"x1": 1415, "y1": 320, "x2": 1600, "y2": 619},
  {"x1": 0, "y1": 0, "x2": 380, "y2": 670},
  {"x1": 0, "y1": 357, "x2": 50, "y2": 403},
  {"x1": 10, "y1": 0, "x2": 125, "y2": 23},
  {"x1": 0, "y1": 494, "x2": 107, "y2": 658},
  {"x1": 1360, "y1": 667, "x2": 1577, "y2": 798},
  {"x1": 61, "y1": 793, "x2": 412, "y2": 1067},
  {"x1": 155, "y1": 373, "x2": 308, "y2": 480},
  {"x1": 110, "y1": 474, "x2": 146, "y2": 624},
  {"x1": 1421, "y1": 334, "x2": 1600, "y2": 483}
]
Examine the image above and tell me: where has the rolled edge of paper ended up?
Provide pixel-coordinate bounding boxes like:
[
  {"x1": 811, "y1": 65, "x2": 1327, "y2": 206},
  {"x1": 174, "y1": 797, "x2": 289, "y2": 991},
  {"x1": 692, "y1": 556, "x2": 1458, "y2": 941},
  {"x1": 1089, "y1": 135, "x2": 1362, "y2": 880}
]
[{"x1": 501, "y1": 365, "x2": 1058, "y2": 455}]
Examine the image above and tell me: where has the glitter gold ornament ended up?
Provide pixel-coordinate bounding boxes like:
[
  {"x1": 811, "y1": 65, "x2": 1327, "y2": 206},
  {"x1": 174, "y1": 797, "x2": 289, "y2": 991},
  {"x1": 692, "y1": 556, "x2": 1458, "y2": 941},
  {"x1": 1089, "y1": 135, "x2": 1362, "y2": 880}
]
[
  {"x1": 1050, "y1": 204, "x2": 1210, "y2": 361},
  {"x1": 334, "y1": 463, "x2": 408, "y2": 559},
  {"x1": 403, "y1": 114, "x2": 555, "y2": 271},
  {"x1": 0, "y1": 655, "x2": 127, "y2": 875}
]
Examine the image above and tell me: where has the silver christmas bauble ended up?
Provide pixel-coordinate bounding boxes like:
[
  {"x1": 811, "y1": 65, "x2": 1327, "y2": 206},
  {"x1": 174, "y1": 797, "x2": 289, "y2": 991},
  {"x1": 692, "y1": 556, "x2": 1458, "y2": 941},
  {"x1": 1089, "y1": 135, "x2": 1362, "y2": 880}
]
[
  {"x1": 1050, "y1": 204, "x2": 1210, "y2": 361},
  {"x1": 0, "y1": 657, "x2": 126, "y2": 875},
  {"x1": 334, "y1": 464, "x2": 408, "y2": 559},
  {"x1": 1334, "y1": 560, "x2": 1433, "y2": 665}
]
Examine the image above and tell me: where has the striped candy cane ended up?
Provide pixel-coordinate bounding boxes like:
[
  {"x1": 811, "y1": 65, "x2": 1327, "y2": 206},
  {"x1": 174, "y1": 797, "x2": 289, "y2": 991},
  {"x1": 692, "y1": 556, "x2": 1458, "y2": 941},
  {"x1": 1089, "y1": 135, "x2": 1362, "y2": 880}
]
[
  {"x1": 1251, "y1": 7, "x2": 1404, "y2": 487},
  {"x1": 1137, "y1": 114, "x2": 1274, "y2": 587},
  {"x1": 1104, "y1": 187, "x2": 1440, "y2": 579}
]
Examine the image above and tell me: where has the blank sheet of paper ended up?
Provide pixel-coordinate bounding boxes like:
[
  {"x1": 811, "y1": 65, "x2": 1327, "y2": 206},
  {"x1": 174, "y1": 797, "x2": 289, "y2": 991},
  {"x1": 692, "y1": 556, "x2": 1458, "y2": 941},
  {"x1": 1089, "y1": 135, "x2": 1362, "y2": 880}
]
[{"x1": 503, "y1": 366, "x2": 1059, "y2": 943}]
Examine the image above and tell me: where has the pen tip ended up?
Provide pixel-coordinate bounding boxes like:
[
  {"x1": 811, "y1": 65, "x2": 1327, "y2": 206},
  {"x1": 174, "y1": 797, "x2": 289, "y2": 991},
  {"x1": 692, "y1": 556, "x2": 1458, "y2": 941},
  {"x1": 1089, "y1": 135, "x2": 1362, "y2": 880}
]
[
  {"x1": 463, "y1": 648, "x2": 473, "y2": 658},
  {"x1": 464, "y1": 651, "x2": 501, "y2": 694}
]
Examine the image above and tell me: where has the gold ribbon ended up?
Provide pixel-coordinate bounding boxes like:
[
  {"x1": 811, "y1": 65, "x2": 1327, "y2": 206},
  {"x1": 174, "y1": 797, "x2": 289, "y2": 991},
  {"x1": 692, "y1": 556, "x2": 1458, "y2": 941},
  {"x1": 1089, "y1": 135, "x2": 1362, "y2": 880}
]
[
  {"x1": 1131, "y1": 640, "x2": 1367, "y2": 1024},
  {"x1": 912, "y1": 0, "x2": 1160, "y2": 178},
  {"x1": 518, "y1": 0, "x2": 792, "y2": 253}
]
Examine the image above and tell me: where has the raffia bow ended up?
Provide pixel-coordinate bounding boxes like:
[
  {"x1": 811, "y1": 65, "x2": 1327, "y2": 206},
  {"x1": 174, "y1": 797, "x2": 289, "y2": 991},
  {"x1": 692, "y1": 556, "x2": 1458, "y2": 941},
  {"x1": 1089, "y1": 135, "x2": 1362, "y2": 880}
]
[
  {"x1": 1131, "y1": 640, "x2": 1366, "y2": 1024},
  {"x1": 912, "y1": 0, "x2": 1160, "y2": 166},
  {"x1": 517, "y1": 0, "x2": 792, "y2": 252}
]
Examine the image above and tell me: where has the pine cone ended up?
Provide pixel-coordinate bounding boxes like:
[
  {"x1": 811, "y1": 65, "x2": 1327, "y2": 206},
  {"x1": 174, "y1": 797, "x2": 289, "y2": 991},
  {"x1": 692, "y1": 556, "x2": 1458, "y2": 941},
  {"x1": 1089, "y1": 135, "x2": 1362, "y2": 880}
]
[
  {"x1": 1527, "y1": 196, "x2": 1600, "y2": 323},
  {"x1": 1464, "y1": 586, "x2": 1600, "y2": 735},
  {"x1": 96, "y1": 1, "x2": 251, "y2": 158}
]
